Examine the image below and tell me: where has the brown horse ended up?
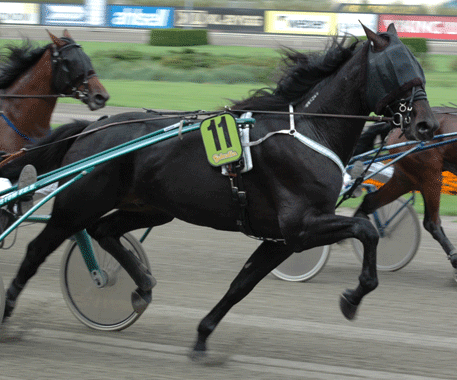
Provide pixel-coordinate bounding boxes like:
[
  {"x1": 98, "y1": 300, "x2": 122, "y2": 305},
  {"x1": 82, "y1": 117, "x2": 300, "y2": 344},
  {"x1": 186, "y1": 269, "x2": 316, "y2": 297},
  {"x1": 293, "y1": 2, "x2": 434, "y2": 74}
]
[
  {"x1": 356, "y1": 106, "x2": 457, "y2": 275},
  {"x1": 0, "y1": 30, "x2": 109, "y2": 153}
]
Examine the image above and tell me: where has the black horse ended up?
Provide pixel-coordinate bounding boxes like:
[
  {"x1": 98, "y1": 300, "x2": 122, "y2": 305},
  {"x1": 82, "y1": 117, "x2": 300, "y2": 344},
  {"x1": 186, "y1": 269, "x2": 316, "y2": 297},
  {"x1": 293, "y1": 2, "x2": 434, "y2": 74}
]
[{"x1": 1, "y1": 24, "x2": 438, "y2": 357}]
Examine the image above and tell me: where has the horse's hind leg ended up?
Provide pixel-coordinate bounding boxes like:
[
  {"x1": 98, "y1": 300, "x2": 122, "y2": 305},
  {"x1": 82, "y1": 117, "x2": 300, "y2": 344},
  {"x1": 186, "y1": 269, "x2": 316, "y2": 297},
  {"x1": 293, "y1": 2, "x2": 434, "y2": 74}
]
[
  {"x1": 420, "y1": 175, "x2": 457, "y2": 269},
  {"x1": 3, "y1": 225, "x2": 71, "y2": 321},
  {"x1": 355, "y1": 169, "x2": 414, "y2": 218},
  {"x1": 87, "y1": 210, "x2": 173, "y2": 312},
  {"x1": 190, "y1": 240, "x2": 294, "y2": 359}
]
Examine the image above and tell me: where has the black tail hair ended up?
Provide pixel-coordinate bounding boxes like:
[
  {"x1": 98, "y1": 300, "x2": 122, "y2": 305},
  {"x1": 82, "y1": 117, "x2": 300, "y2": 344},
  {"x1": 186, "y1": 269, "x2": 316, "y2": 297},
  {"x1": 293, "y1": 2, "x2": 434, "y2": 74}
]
[{"x1": 0, "y1": 120, "x2": 91, "y2": 181}]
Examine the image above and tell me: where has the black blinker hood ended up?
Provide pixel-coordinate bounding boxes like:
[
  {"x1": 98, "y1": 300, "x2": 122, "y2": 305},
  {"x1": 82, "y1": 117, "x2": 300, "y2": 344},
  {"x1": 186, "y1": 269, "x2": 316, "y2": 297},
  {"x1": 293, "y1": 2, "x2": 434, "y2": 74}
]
[{"x1": 366, "y1": 32, "x2": 426, "y2": 115}]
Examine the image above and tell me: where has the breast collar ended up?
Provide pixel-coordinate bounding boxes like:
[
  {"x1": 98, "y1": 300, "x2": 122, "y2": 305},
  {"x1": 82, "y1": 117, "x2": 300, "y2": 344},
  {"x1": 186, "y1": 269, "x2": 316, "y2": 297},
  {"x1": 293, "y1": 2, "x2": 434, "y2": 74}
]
[{"x1": 244, "y1": 105, "x2": 345, "y2": 175}]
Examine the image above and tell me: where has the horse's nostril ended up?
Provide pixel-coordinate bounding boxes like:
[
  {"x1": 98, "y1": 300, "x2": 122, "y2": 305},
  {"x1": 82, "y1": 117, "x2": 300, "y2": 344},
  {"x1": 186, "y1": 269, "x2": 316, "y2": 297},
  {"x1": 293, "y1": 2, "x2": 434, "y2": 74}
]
[{"x1": 94, "y1": 93, "x2": 108, "y2": 106}]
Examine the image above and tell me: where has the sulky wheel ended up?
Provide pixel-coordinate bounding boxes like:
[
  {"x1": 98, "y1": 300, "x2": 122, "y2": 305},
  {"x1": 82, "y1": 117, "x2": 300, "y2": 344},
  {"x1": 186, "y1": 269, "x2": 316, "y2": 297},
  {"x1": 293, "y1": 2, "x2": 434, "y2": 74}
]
[{"x1": 60, "y1": 232, "x2": 151, "y2": 331}]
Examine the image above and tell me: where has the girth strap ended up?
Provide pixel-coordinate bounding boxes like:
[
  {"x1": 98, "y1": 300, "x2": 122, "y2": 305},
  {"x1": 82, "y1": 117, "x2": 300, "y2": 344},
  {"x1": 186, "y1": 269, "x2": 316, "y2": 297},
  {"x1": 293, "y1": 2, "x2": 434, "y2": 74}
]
[{"x1": 227, "y1": 162, "x2": 254, "y2": 236}]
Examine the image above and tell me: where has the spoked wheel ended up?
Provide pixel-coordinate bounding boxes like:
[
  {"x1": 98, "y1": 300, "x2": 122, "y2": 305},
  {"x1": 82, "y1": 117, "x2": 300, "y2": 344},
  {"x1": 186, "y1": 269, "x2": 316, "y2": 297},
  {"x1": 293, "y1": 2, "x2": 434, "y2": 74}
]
[
  {"x1": 60, "y1": 232, "x2": 151, "y2": 331},
  {"x1": 271, "y1": 245, "x2": 331, "y2": 282},
  {"x1": 0, "y1": 274, "x2": 5, "y2": 321},
  {"x1": 352, "y1": 198, "x2": 421, "y2": 271}
]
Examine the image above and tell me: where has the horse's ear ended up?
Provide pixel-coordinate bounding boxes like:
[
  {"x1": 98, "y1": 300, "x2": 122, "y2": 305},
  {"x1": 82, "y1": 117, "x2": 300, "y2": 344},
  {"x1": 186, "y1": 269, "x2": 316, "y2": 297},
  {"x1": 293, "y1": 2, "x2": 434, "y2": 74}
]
[
  {"x1": 46, "y1": 29, "x2": 66, "y2": 48},
  {"x1": 63, "y1": 29, "x2": 72, "y2": 40},
  {"x1": 387, "y1": 23, "x2": 398, "y2": 36},
  {"x1": 361, "y1": 23, "x2": 389, "y2": 52}
]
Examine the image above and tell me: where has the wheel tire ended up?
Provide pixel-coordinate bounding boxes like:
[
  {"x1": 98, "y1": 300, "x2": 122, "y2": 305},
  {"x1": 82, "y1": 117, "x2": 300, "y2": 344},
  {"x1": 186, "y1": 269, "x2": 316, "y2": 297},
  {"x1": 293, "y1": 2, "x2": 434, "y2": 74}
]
[
  {"x1": 352, "y1": 199, "x2": 421, "y2": 271},
  {"x1": 60, "y1": 232, "x2": 151, "y2": 331},
  {"x1": 0, "y1": 275, "x2": 5, "y2": 322},
  {"x1": 271, "y1": 245, "x2": 331, "y2": 282}
]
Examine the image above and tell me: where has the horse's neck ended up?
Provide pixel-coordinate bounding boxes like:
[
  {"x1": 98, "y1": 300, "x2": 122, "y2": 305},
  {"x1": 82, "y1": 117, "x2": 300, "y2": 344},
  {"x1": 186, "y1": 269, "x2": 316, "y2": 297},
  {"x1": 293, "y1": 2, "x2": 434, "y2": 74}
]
[
  {"x1": 297, "y1": 55, "x2": 368, "y2": 165},
  {"x1": 1, "y1": 49, "x2": 56, "y2": 150}
]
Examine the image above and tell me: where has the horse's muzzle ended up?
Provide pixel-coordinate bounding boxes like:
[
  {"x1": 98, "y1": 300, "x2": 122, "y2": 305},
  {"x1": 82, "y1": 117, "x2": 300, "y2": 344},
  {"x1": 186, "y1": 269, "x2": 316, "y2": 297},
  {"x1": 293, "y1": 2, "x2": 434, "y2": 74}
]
[
  {"x1": 414, "y1": 119, "x2": 439, "y2": 141},
  {"x1": 84, "y1": 92, "x2": 110, "y2": 111}
]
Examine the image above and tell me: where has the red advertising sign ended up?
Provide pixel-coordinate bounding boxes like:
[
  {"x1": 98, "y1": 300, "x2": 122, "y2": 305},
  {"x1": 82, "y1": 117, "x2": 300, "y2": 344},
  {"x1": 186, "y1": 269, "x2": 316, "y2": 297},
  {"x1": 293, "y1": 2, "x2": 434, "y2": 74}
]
[{"x1": 380, "y1": 14, "x2": 457, "y2": 40}]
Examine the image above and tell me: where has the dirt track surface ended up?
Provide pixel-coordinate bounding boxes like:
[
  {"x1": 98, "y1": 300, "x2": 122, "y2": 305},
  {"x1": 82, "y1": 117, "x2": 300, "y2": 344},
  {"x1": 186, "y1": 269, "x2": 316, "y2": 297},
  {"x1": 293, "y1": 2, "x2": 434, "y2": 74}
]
[{"x1": 1, "y1": 200, "x2": 457, "y2": 379}]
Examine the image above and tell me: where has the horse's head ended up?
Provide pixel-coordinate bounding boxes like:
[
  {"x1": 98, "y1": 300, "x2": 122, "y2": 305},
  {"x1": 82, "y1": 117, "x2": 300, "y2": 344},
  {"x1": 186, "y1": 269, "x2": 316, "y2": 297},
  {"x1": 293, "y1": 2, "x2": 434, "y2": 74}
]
[
  {"x1": 48, "y1": 30, "x2": 109, "y2": 110},
  {"x1": 363, "y1": 23, "x2": 438, "y2": 141}
]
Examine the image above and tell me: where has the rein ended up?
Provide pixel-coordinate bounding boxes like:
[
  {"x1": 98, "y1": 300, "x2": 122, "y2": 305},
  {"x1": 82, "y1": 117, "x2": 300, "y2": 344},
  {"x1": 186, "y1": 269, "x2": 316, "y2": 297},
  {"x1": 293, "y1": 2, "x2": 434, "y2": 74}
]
[
  {"x1": 15, "y1": 109, "x2": 396, "y2": 156},
  {"x1": 226, "y1": 108, "x2": 395, "y2": 123},
  {"x1": 0, "y1": 94, "x2": 76, "y2": 99},
  {"x1": 0, "y1": 99, "x2": 415, "y2": 169}
]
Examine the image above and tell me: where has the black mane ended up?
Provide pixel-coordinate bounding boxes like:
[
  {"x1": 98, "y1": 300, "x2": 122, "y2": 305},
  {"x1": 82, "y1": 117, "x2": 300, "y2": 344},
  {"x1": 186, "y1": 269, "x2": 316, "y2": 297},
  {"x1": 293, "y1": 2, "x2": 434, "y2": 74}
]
[
  {"x1": 0, "y1": 40, "x2": 49, "y2": 89},
  {"x1": 231, "y1": 37, "x2": 361, "y2": 112}
]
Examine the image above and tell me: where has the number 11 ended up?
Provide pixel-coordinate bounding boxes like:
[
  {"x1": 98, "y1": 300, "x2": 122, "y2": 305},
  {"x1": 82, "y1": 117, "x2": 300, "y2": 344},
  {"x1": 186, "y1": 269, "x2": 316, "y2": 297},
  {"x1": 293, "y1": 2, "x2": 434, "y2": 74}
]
[{"x1": 207, "y1": 116, "x2": 233, "y2": 151}]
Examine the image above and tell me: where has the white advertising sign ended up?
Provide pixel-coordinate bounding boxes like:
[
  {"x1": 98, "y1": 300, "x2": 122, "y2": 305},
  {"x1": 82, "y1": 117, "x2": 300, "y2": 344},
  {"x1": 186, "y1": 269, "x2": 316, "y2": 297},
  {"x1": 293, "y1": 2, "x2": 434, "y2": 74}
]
[
  {"x1": 337, "y1": 13, "x2": 378, "y2": 36},
  {"x1": 0, "y1": 3, "x2": 39, "y2": 24}
]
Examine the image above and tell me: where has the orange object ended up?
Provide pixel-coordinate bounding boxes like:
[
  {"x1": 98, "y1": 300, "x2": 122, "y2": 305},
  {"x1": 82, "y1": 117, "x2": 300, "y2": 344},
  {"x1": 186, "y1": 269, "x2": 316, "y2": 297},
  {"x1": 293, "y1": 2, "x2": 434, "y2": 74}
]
[{"x1": 364, "y1": 171, "x2": 457, "y2": 195}]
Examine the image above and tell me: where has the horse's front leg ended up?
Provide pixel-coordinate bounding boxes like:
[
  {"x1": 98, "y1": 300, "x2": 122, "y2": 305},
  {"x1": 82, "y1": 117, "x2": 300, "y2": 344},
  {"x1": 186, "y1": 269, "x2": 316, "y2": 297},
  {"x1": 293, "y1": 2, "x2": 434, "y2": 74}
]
[
  {"x1": 190, "y1": 213, "x2": 379, "y2": 358},
  {"x1": 285, "y1": 214, "x2": 380, "y2": 320},
  {"x1": 190, "y1": 240, "x2": 294, "y2": 359}
]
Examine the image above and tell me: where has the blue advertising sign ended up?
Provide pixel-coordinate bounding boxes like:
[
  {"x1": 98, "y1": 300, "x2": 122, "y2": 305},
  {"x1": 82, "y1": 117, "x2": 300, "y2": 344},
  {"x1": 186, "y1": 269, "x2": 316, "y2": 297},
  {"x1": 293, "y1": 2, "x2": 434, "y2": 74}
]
[
  {"x1": 108, "y1": 6, "x2": 173, "y2": 29},
  {"x1": 42, "y1": 4, "x2": 87, "y2": 26}
]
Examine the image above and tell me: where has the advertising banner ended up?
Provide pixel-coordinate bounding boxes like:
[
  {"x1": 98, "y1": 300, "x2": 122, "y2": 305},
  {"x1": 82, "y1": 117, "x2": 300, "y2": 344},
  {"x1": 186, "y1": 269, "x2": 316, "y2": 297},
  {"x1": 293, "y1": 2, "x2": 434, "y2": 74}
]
[
  {"x1": 380, "y1": 14, "x2": 457, "y2": 40},
  {"x1": 337, "y1": 13, "x2": 378, "y2": 36},
  {"x1": 0, "y1": 2, "x2": 39, "y2": 24},
  {"x1": 265, "y1": 11, "x2": 337, "y2": 35},
  {"x1": 337, "y1": 3, "x2": 423, "y2": 14},
  {"x1": 85, "y1": 0, "x2": 106, "y2": 26},
  {"x1": 174, "y1": 7, "x2": 263, "y2": 32},
  {"x1": 108, "y1": 6, "x2": 173, "y2": 29},
  {"x1": 41, "y1": 4, "x2": 87, "y2": 26}
]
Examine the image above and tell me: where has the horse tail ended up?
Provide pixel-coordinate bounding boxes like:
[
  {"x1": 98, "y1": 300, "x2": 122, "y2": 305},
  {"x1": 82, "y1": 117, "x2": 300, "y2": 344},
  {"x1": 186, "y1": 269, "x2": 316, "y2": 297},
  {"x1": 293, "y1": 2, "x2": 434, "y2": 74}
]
[{"x1": 0, "y1": 119, "x2": 91, "y2": 181}]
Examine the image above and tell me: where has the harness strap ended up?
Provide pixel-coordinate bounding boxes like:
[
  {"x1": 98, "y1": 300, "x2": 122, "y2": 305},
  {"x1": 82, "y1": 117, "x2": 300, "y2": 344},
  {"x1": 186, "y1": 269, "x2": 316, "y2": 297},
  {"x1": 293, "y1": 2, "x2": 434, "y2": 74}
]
[
  {"x1": 289, "y1": 105, "x2": 345, "y2": 174},
  {"x1": 0, "y1": 149, "x2": 26, "y2": 168},
  {"x1": 227, "y1": 163, "x2": 253, "y2": 236},
  {"x1": 0, "y1": 112, "x2": 35, "y2": 143},
  {"x1": 243, "y1": 105, "x2": 345, "y2": 174}
]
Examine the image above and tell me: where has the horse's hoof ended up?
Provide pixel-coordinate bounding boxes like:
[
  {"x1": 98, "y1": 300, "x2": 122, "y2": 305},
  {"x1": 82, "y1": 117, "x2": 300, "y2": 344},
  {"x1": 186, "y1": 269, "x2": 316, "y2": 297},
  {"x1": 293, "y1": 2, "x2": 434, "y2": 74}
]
[
  {"x1": 340, "y1": 293, "x2": 359, "y2": 320},
  {"x1": 188, "y1": 348, "x2": 208, "y2": 362},
  {"x1": 2, "y1": 299, "x2": 15, "y2": 322},
  {"x1": 131, "y1": 288, "x2": 152, "y2": 314},
  {"x1": 138, "y1": 269, "x2": 157, "y2": 292},
  {"x1": 449, "y1": 251, "x2": 457, "y2": 269},
  {"x1": 144, "y1": 273, "x2": 157, "y2": 291}
]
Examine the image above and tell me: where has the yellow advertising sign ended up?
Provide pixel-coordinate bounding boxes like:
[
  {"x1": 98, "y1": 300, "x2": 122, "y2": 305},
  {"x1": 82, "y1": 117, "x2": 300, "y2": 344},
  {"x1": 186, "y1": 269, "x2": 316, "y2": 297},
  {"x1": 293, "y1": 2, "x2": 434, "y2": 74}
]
[{"x1": 265, "y1": 11, "x2": 337, "y2": 35}]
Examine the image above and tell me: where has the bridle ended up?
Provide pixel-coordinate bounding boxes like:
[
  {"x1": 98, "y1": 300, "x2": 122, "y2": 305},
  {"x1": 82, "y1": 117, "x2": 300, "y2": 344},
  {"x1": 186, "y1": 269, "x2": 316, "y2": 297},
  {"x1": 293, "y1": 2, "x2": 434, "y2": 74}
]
[
  {"x1": 0, "y1": 39, "x2": 96, "y2": 101},
  {"x1": 385, "y1": 86, "x2": 428, "y2": 133},
  {"x1": 50, "y1": 39, "x2": 97, "y2": 100}
]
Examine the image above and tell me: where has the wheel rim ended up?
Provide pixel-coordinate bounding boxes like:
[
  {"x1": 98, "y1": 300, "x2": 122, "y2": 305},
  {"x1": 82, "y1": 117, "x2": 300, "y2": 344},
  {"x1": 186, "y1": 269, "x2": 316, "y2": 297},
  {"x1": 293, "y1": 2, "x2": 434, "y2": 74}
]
[
  {"x1": 0, "y1": 275, "x2": 5, "y2": 321},
  {"x1": 61, "y1": 234, "x2": 148, "y2": 330},
  {"x1": 353, "y1": 200, "x2": 420, "y2": 271},
  {"x1": 271, "y1": 245, "x2": 331, "y2": 282}
]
